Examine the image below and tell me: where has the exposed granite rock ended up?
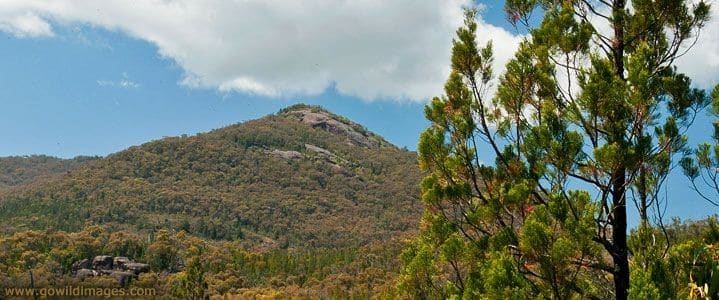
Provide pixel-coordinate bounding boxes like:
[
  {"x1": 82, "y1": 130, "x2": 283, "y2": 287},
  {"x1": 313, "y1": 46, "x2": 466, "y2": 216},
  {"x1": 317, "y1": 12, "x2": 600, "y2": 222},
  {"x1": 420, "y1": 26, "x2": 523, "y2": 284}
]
[
  {"x1": 124, "y1": 262, "x2": 150, "y2": 275},
  {"x1": 71, "y1": 259, "x2": 91, "y2": 275},
  {"x1": 287, "y1": 108, "x2": 379, "y2": 148},
  {"x1": 305, "y1": 144, "x2": 346, "y2": 168},
  {"x1": 113, "y1": 257, "x2": 131, "y2": 270},
  {"x1": 76, "y1": 268, "x2": 98, "y2": 279},
  {"x1": 92, "y1": 255, "x2": 113, "y2": 270},
  {"x1": 305, "y1": 144, "x2": 335, "y2": 157},
  {"x1": 73, "y1": 255, "x2": 150, "y2": 287},
  {"x1": 269, "y1": 149, "x2": 304, "y2": 160},
  {"x1": 110, "y1": 271, "x2": 136, "y2": 287}
]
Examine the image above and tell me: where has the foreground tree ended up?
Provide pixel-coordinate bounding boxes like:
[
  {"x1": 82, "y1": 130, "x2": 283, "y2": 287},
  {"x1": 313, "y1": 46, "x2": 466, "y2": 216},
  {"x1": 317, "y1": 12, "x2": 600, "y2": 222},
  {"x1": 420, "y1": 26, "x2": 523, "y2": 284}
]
[
  {"x1": 682, "y1": 85, "x2": 719, "y2": 205},
  {"x1": 401, "y1": 1, "x2": 712, "y2": 299}
]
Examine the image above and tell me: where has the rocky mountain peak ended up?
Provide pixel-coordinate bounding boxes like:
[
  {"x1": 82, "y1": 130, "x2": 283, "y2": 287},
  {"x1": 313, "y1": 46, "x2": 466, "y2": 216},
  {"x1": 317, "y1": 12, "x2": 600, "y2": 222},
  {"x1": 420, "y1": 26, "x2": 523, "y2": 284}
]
[{"x1": 278, "y1": 104, "x2": 384, "y2": 148}]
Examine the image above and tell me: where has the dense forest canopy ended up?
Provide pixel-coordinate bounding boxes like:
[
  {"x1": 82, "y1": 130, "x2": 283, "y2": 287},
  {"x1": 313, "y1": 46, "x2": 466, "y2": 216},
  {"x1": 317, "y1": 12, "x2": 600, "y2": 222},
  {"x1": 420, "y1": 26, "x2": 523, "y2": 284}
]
[
  {"x1": 0, "y1": 105, "x2": 423, "y2": 298},
  {"x1": 0, "y1": 155, "x2": 98, "y2": 189},
  {"x1": 0, "y1": 105, "x2": 422, "y2": 249}
]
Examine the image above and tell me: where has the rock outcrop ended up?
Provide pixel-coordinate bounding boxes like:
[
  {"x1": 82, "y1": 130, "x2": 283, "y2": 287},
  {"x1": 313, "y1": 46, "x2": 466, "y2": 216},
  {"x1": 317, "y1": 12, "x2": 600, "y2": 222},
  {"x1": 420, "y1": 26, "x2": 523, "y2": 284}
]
[
  {"x1": 269, "y1": 149, "x2": 304, "y2": 160},
  {"x1": 72, "y1": 256, "x2": 150, "y2": 287},
  {"x1": 285, "y1": 107, "x2": 380, "y2": 148},
  {"x1": 92, "y1": 255, "x2": 113, "y2": 270}
]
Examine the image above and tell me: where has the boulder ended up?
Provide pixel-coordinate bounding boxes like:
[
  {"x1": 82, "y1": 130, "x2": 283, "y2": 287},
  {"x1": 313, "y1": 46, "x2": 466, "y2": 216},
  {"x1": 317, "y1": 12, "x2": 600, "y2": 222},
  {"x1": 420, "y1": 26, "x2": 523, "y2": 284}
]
[
  {"x1": 113, "y1": 256, "x2": 131, "y2": 270},
  {"x1": 124, "y1": 262, "x2": 150, "y2": 275},
  {"x1": 92, "y1": 255, "x2": 114, "y2": 270},
  {"x1": 71, "y1": 259, "x2": 91, "y2": 274},
  {"x1": 76, "y1": 268, "x2": 98, "y2": 279},
  {"x1": 305, "y1": 143, "x2": 335, "y2": 157},
  {"x1": 73, "y1": 255, "x2": 149, "y2": 281}
]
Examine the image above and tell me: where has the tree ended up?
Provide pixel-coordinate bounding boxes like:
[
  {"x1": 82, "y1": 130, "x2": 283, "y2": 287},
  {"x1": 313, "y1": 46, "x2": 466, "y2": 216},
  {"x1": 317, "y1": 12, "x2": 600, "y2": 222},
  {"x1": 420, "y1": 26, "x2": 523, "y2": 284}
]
[
  {"x1": 401, "y1": 1, "x2": 712, "y2": 299},
  {"x1": 682, "y1": 85, "x2": 719, "y2": 206},
  {"x1": 146, "y1": 230, "x2": 180, "y2": 272},
  {"x1": 171, "y1": 244, "x2": 207, "y2": 300}
]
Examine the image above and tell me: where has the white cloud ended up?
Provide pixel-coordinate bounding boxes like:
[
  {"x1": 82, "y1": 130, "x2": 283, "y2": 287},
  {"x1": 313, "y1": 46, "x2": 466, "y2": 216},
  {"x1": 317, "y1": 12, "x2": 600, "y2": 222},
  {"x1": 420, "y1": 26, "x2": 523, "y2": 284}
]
[
  {"x1": 0, "y1": 0, "x2": 526, "y2": 102},
  {"x1": 4, "y1": 1, "x2": 708, "y2": 102},
  {"x1": 589, "y1": 0, "x2": 719, "y2": 90},
  {"x1": 474, "y1": 21, "x2": 525, "y2": 99},
  {"x1": 675, "y1": 11, "x2": 719, "y2": 89},
  {"x1": 97, "y1": 79, "x2": 140, "y2": 89},
  {"x1": 560, "y1": 0, "x2": 718, "y2": 93},
  {"x1": 97, "y1": 73, "x2": 140, "y2": 89},
  {"x1": 0, "y1": 11, "x2": 53, "y2": 37}
]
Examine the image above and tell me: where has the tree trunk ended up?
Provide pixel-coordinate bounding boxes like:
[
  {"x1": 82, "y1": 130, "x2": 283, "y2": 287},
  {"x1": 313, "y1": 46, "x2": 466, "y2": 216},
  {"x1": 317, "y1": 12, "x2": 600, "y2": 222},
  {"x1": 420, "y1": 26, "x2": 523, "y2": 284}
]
[
  {"x1": 612, "y1": 167, "x2": 629, "y2": 300},
  {"x1": 611, "y1": 0, "x2": 629, "y2": 298}
]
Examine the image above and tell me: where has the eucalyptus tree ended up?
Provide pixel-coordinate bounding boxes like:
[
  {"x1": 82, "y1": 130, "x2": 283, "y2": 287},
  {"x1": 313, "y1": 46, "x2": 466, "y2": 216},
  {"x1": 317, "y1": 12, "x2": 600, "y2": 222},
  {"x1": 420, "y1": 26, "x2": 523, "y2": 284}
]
[{"x1": 400, "y1": 1, "x2": 712, "y2": 299}]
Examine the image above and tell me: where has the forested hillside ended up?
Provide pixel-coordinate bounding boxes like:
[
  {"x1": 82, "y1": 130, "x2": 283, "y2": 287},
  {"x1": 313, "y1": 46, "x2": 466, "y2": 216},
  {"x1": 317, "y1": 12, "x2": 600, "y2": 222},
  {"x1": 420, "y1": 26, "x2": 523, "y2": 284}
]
[
  {"x1": 0, "y1": 105, "x2": 423, "y2": 298},
  {"x1": 2, "y1": 0, "x2": 718, "y2": 298},
  {"x1": 0, "y1": 155, "x2": 98, "y2": 189},
  {"x1": 0, "y1": 104, "x2": 422, "y2": 248}
]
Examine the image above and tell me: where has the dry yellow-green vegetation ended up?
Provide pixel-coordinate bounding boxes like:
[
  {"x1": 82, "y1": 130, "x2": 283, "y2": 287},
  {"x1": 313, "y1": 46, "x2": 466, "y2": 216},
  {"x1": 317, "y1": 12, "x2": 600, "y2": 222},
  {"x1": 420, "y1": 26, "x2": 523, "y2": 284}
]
[
  {"x1": 0, "y1": 104, "x2": 422, "y2": 298},
  {"x1": 0, "y1": 104, "x2": 421, "y2": 247},
  {"x1": 0, "y1": 226, "x2": 408, "y2": 298},
  {"x1": 0, "y1": 155, "x2": 98, "y2": 189}
]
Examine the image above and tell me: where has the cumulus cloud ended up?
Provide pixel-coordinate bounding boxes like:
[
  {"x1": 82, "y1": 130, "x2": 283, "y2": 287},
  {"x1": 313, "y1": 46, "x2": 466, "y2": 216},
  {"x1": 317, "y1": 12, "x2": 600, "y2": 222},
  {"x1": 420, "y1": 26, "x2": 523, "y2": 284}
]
[
  {"x1": 474, "y1": 20, "x2": 525, "y2": 99},
  {"x1": 2, "y1": 1, "x2": 708, "y2": 101},
  {"x1": 675, "y1": 12, "x2": 719, "y2": 89},
  {"x1": 0, "y1": 11, "x2": 53, "y2": 37},
  {"x1": 0, "y1": 0, "x2": 527, "y2": 102}
]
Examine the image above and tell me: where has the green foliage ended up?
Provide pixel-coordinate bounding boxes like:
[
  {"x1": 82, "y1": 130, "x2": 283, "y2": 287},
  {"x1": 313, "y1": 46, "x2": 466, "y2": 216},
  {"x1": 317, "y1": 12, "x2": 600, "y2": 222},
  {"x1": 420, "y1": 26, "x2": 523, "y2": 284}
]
[
  {"x1": 0, "y1": 105, "x2": 423, "y2": 298},
  {"x1": 625, "y1": 218, "x2": 719, "y2": 299},
  {"x1": 682, "y1": 84, "x2": 719, "y2": 206},
  {"x1": 628, "y1": 267, "x2": 660, "y2": 300},
  {"x1": 403, "y1": 2, "x2": 713, "y2": 299},
  {"x1": 0, "y1": 155, "x2": 98, "y2": 189},
  {"x1": 171, "y1": 244, "x2": 207, "y2": 299},
  {"x1": 0, "y1": 105, "x2": 422, "y2": 250},
  {"x1": 147, "y1": 229, "x2": 181, "y2": 272},
  {"x1": 0, "y1": 226, "x2": 406, "y2": 298}
]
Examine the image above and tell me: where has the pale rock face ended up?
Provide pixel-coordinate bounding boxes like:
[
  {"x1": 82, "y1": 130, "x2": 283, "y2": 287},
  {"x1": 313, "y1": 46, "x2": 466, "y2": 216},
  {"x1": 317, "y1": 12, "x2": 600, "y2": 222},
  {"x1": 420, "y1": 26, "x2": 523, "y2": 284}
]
[
  {"x1": 110, "y1": 271, "x2": 136, "y2": 286},
  {"x1": 304, "y1": 143, "x2": 335, "y2": 157},
  {"x1": 287, "y1": 108, "x2": 380, "y2": 148},
  {"x1": 71, "y1": 258, "x2": 91, "y2": 274},
  {"x1": 269, "y1": 149, "x2": 304, "y2": 160},
  {"x1": 305, "y1": 144, "x2": 346, "y2": 170}
]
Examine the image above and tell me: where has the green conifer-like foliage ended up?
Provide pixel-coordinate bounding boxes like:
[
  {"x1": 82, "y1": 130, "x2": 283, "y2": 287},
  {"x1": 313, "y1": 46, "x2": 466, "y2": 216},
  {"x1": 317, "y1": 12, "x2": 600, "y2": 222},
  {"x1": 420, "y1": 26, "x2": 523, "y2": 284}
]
[
  {"x1": 401, "y1": 2, "x2": 714, "y2": 298},
  {"x1": 683, "y1": 85, "x2": 719, "y2": 205}
]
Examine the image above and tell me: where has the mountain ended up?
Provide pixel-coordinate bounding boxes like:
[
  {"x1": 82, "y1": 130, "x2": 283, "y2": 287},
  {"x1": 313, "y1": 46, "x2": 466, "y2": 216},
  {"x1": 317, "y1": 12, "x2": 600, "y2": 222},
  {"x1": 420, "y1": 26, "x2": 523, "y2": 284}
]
[
  {"x1": 0, "y1": 155, "x2": 98, "y2": 189},
  {"x1": 0, "y1": 104, "x2": 422, "y2": 250}
]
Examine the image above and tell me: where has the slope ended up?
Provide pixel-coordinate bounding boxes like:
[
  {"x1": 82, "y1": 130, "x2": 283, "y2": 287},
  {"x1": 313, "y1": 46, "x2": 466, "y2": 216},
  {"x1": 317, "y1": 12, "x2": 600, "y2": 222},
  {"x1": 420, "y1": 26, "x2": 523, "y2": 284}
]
[
  {"x1": 0, "y1": 155, "x2": 98, "y2": 189},
  {"x1": 0, "y1": 104, "x2": 422, "y2": 249}
]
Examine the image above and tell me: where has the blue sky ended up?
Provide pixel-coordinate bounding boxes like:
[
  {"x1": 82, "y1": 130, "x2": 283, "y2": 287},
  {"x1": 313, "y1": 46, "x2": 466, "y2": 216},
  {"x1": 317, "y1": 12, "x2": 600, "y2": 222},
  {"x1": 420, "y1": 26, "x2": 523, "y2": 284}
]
[
  {"x1": 0, "y1": 27, "x2": 428, "y2": 157},
  {"x1": 0, "y1": 0, "x2": 522, "y2": 159},
  {"x1": 0, "y1": 0, "x2": 717, "y2": 222}
]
